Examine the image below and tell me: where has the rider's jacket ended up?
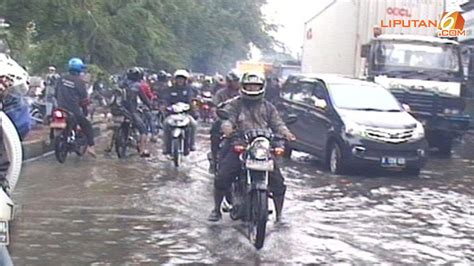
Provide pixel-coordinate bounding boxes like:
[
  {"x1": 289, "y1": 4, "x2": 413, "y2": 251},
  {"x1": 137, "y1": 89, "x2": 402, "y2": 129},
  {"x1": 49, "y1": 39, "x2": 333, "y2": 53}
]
[
  {"x1": 55, "y1": 73, "x2": 88, "y2": 116},
  {"x1": 222, "y1": 97, "x2": 291, "y2": 136}
]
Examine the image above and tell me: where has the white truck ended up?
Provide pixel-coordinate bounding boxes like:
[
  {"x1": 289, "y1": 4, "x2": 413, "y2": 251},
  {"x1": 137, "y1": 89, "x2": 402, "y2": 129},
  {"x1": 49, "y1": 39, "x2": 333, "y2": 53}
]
[{"x1": 302, "y1": 0, "x2": 470, "y2": 155}]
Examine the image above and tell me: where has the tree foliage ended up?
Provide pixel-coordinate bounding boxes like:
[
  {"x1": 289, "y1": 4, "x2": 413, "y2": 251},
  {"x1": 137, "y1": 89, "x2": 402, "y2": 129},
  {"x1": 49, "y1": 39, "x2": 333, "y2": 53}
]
[{"x1": 2, "y1": 0, "x2": 275, "y2": 74}]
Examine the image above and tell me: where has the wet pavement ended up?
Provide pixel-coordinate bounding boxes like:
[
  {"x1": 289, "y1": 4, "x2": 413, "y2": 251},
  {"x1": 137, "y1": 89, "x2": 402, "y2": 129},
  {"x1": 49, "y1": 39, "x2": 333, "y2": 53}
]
[{"x1": 8, "y1": 127, "x2": 474, "y2": 264}]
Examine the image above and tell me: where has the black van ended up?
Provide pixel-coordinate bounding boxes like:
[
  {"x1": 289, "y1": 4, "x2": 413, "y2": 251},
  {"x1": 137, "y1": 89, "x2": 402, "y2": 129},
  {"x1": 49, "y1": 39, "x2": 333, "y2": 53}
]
[{"x1": 277, "y1": 74, "x2": 427, "y2": 175}]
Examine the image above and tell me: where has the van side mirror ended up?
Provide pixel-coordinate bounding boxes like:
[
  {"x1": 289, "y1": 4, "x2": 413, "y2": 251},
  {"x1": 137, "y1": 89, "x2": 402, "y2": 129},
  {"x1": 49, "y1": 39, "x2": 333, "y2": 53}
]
[
  {"x1": 314, "y1": 98, "x2": 327, "y2": 110},
  {"x1": 361, "y1": 44, "x2": 370, "y2": 58}
]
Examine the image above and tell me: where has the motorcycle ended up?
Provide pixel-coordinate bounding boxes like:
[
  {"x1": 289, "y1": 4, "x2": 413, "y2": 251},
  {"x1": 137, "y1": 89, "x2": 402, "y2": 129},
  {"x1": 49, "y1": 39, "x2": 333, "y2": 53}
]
[
  {"x1": 25, "y1": 96, "x2": 47, "y2": 125},
  {"x1": 113, "y1": 107, "x2": 142, "y2": 158},
  {"x1": 199, "y1": 91, "x2": 215, "y2": 123},
  {"x1": 50, "y1": 109, "x2": 88, "y2": 163},
  {"x1": 222, "y1": 129, "x2": 286, "y2": 249},
  {"x1": 166, "y1": 102, "x2": 192, "y2": 167},
  {"x1": 0, "y1": 110, "x2": 24, "y2": 249},
  {"x1": 192, "y1": 91, "x2": 215, "y2": 123}
]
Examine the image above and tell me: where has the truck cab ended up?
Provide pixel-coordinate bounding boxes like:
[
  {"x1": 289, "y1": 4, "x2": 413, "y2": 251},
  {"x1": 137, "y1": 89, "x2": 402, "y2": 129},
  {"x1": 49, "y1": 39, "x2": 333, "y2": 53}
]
[{"x1": 361, "y1": 34, "x2": 470, "y2": 155}]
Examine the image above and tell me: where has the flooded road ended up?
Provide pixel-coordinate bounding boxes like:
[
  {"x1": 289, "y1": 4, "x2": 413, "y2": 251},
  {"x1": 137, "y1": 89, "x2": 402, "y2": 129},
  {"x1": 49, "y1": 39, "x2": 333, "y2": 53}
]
[{"x1": 9, "y1": 127, "x2": 474, "y2": 264}]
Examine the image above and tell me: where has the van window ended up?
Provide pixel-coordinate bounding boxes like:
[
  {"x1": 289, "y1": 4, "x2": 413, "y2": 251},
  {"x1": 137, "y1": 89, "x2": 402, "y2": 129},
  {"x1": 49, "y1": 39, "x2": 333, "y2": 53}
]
[{"x1": 290, "y1": 81, "x2": 326, "y2": 106}]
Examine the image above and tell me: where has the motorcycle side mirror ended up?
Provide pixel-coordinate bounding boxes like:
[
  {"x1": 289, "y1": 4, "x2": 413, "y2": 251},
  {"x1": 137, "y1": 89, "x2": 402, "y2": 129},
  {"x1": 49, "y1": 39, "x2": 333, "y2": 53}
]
[
  {"x1": 285, "y1": 114, "x2": 298, "y2": 125},
  {"x1": 216, "y1": 109, "x2": 229, "y2": 120}
]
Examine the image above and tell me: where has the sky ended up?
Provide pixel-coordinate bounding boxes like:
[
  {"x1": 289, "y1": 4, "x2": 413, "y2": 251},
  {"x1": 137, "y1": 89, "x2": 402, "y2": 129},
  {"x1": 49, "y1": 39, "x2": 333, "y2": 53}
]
[{"x1": 260, "y1": 0, "x2": 333, "y2": 59}]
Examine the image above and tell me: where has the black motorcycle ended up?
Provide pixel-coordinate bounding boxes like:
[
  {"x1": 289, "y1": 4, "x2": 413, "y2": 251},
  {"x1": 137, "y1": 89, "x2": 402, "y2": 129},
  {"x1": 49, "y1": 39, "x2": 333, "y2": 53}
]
[
  {"x1": 112, "y1": 107, "x2": 141, "y2": 158},
  {"x1": 50, "y1": 109, "x2": 88, "y2": 163},
  {"x1": 227, "y1": 129, "x2": 287, "y2": 249}
]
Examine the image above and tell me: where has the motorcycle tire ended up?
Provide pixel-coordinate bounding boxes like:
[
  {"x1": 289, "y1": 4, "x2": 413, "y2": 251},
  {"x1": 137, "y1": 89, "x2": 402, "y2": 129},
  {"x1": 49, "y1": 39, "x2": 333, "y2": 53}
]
[
  {"x1": 115, "y1": 126, "x2": 129, "y2": 158},
  {"x1": 249, "y1": 190, "x2": 268, "y2": 250},
  {"x1": 75, "y1": 132, "x2": 88, "y2": 156},
  {"x1": 54, "y1": 134, "x2": 68, "y2": 164},
  {"x1": 1, "y1": 112, "x2": 23, "y2": 193},
  {"x1": 172, "y1": 138, "x2": 181, "y2": 167}
]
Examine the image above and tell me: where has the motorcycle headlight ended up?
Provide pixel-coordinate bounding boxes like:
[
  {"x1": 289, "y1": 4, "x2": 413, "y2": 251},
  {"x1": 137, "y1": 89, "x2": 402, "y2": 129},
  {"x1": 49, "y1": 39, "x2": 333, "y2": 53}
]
[
  {"x1": 412, "y1": 121, "x2": 425, "y2": 140},
  {"x1": 344, "y1": 121, "x2": 365, "y2": 137},
  {"x1": 250, "y1": 139, "x2": 271, "y2": 160}
]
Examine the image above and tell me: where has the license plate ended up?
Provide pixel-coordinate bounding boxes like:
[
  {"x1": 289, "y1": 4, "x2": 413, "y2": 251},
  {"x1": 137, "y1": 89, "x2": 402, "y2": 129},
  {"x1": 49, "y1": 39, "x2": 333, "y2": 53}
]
[
  {"x1": 50, "y1": 122, "x2": 67, "y2": 129},
  {"x1": 246, "y1": 159, "x2": 274, "y2": 171},
  {"x1": 0, "y1": 221, "x2": 9, "y2": 245},
  {"x1": 381, "y1": 157, "x2": 406, "y2": 168}
]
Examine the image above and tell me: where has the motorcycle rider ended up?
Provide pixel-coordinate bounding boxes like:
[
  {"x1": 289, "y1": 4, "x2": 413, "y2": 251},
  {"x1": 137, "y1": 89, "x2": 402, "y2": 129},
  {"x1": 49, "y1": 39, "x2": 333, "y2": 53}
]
[
  {"x1": 140, "y1": 74, "x2": 159, "y2": 142},
  {"x1": 212, "y1": 74, "x2": 226, "y2": 94},
  {"x1": 153, "y1": 70, "x2": 170, "y2": 98},
  {"x1": 121, "y1": 67, "x2": 153, "y2": 157},
  {"x1": 208, "y1": 72, "x2": 295, "y2": 222},
  {"x1": 44, "y1": 65, "x2": 60, "y2": 118},
  {"x1": 208, "y1": 71, "x2": 241, "y2": 173},
  {"x1": 55, "y1": 58, "x2": 96, "y2": 157},
  {"x1": 162, "y1": 69, "x2": 197, "y2": 155}
]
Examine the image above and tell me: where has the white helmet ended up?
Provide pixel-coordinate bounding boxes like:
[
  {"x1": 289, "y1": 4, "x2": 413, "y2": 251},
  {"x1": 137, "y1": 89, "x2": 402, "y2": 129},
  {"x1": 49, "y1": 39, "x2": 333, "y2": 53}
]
[
  {"x1": 240, "y1": 72, "x2": 266, "y2": 101},
  {"x1": 174, "y1": 69, "x2": 190, "y2": 79}
]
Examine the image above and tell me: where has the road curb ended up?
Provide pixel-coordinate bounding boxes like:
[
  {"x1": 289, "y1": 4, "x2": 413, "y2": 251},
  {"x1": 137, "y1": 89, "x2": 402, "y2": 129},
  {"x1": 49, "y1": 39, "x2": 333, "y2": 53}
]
[{"x1": 21, "y1": 124, "x2": 105, "y2": 161}]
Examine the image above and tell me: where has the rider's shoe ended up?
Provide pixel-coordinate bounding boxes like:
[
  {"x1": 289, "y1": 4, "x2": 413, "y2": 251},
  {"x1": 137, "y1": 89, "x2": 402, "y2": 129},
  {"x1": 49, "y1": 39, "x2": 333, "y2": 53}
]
[{"x1": 207, "y1": 209, "x2": 222, "y2": 222}]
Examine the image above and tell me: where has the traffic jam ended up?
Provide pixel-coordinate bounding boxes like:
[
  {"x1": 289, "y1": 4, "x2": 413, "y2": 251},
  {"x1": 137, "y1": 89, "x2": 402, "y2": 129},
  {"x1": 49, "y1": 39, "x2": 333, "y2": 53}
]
[{"x1": 1, "y1": 0, "x2": 474, "y2": 264}]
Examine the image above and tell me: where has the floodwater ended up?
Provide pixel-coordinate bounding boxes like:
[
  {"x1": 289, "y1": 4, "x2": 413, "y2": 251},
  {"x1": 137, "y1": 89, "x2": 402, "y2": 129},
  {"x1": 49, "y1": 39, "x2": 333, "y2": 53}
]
[{"x1": 8, "y1": 127, "x2": 474, "y2": 264}]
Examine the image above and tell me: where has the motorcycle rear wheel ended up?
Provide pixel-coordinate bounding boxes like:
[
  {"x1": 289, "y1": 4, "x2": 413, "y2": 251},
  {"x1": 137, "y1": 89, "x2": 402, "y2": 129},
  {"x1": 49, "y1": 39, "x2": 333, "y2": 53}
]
[
  {"x1": 249, "y1": 190, "x2": 268, "y2": 250},
  {"x1": 115, "y1": 126, "x2": 129, "y2": 158},
  {"x1": 75, "y1": 132, "x2": 88, "y2": 156},
  {"x1": 54, "y1": 134, "x2": 68, "y2": 163}
]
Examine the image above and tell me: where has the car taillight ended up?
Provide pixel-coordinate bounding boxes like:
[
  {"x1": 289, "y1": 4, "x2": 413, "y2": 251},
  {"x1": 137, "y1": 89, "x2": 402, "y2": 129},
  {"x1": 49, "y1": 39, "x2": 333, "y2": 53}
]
[
  {"x1": 233, "y1": 145, "x2": 246, "y2": 154},
  {"x1": 273, "y1": 147, "x2": 285, "y2": 156},
  {"x1": 53, "y1": 110, "x2": 65, "y2": 119}
]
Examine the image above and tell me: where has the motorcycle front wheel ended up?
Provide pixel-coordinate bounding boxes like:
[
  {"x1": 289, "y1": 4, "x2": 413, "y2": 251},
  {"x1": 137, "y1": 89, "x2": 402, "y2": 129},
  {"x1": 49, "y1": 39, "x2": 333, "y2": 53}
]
[
  {"x1": 115, "y1": 126, "x2": 129, "y2": 158},
  {"x1": 172, "y1": 138, "x2": 181, "y2": 167},
  {"x1": 249, "y1": 190, "x2": 268, "y2": 250},
  {"x1": 54, "y1": 134, "x2": 68, "y2": 163},
  {"x1": 1, "y1": 112, "x2": 23, "y2": 192}
]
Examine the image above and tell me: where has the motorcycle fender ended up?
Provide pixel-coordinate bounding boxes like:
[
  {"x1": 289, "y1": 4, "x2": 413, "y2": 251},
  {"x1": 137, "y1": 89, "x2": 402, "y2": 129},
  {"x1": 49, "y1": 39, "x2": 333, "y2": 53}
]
[
  {"x1": 172, "y1": 128, "x2": 182, "y2": 138},
  {"x1": 252, "y1": 181, "x2": 268, "y2": 191}
]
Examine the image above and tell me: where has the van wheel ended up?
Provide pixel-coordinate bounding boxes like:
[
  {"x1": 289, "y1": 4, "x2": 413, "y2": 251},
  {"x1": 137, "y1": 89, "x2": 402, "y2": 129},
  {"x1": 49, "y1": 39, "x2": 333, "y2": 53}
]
[
  {"x1": 437, "y1": 138, "x2": 453, "y2": 157},
  {"x1": 327, "y1": 142, "x2": 346, "y2": 174}
]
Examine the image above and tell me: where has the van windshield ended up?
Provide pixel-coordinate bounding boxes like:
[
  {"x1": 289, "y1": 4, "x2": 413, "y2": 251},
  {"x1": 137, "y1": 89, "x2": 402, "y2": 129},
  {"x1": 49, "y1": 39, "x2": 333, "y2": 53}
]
[{"x1": 328, "y1": 83, "x2": 402, "y2": 112}]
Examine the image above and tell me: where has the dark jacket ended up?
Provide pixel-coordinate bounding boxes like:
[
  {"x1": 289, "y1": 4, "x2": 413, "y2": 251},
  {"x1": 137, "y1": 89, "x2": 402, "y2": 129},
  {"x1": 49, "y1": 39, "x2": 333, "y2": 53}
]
[
  {"x1": 223, "y1": 97, "x2": 291, "y2": 136},
  {"x1": 213, "y1": 87, "x2": 240, "y2": 107},
  {"x1": 55, "y1": 73, "x2": 88, "y2": 116},
  {"x1": 163, "y1": 85, "x2": 194, "y2": 107}
]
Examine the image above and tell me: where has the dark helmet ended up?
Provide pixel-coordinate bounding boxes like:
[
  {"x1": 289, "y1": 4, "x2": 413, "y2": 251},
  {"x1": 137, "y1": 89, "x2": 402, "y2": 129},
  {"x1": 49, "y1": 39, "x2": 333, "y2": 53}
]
[
  {"x1": 126, "y1": 67, "x2": 144, "y2": 81},
  {"x1": 157, "y1": 70, "x2": 168, "y2": 82},
  {"x1": 226, "y1": 71, "x2": 240, "y2": 82},
  {"x1": 240, "y1": 72, "x2": 265, "y2": 101}
]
